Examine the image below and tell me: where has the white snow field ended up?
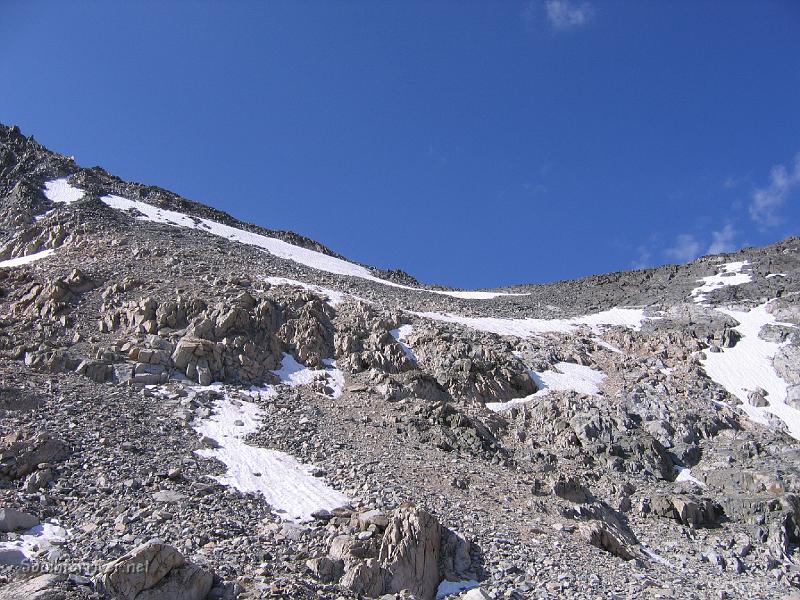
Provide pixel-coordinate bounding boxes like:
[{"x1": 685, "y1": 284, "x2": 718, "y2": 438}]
[
  {"x1": 414, "y1": 307, "x2": 648, "y2": 338},
  {"x1": 701, "y1": 303, "x2": 800, "y2": 439},
  {"x1": 42, "y1": 177, "x2": 84, "y2": 204},
  {"x1": 193, "y1": 388, "x2": 349, "y2": 522},
  {"x1": 0, "y1": 522, "x2": 67, "y2": 565},
  {"x1": 691, "y1": 261, "x2": 752, "y2": 304},
  {"x1": 0, "y1": 248, "x2": 55, "y2": 268},
  {"x1": 389, "y1": 324, "x2": 417, "y2": 362},
  {"x1": 486, "y1": 362, "x2": 606, "y2": 412},
  {"x1": 28, "y1": 182, "x2": 522, "y2": 300}
]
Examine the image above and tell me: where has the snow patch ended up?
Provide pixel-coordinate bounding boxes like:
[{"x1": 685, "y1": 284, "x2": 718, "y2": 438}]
[
  {"x1": 193, "y1": 391, "x2": 348, "y2": 522},
  {"x1": 415, "y1": 307, "x2": 648, "y2": 338},
  {"x1": 436, "y1": 579, "x2": 480, "y2": 598},
  {"x1": 692, "y1": 261, "x2": 752, "y2": 304},
  {"x1": 273, "y1": 353, "x2": 345, "y2": 398},
  {"x1": 265, "y1": 276, "x2": 348, "y2": 306},
  {"x1": 701, "y1": 303, "x2": 800, "y2": 439},
  {"x1": 486, "y1": 362, "x2": 606, "y2": 412},
  {"x1": 42, "y1": 178, "x2": 84, "y2": 204},
  {"x1": 389, "y1": 324, "x2": 417, "y2": 362},
  {"x1": 675, "y1": 466, "x2": 705, "y2": 487},
  {"x1": 0, "y1": 249, "x2": 55, "y2": 268},
  {"x1": 0, "y1": 522, "x2": 67, "y2": 565}
]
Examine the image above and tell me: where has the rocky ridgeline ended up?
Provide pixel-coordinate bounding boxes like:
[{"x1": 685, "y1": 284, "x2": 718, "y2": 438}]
[{"x1": 1, "y1": 122, "x2": 800, "y2": 599}]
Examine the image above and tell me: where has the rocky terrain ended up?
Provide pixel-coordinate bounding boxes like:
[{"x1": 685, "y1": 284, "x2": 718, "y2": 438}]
[{"x1": 0, "y1": 122, "x2": 799, "y2": 599}]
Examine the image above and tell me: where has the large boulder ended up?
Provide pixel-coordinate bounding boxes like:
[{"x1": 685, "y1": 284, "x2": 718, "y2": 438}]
[
  {"x1": 95, "y1": 540, "x2": 213, "y2": 600},
  {"x1": 334, "y1": 505, "x2": 473, "y2": 600},
  {"x1": 379, "y1": 506, "x2": 443, "y2": 599},
  {"x1": 0, "y1": 507, "x2": 39, "y2": 532}
]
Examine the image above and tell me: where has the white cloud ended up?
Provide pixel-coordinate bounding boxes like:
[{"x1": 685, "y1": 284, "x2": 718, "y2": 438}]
[
  {"x1": 665, "y1": 234, "x2": 702, "y2": 263},
  {"x1": 631, "y1": 245, "x2": 651, "y2": 270},
  {"x1": 545, "y1": 0, "x2": 593, "y2": 30},
  {"x1": 707, "y1": 223, "x2": 737, "y2": 255},
  {"x1": 750, "y1": 152, "x2": 800, "y2": 228}
]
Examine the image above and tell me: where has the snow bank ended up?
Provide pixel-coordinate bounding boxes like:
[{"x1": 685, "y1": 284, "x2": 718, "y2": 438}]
[
  {"x1": 0, "y1": 248, "x2": 55, "y2": 268},
  {"x1": 486, "y1": 362, "x2": 606, "y2": 412},
  {"x1": 415, "y1": 307, "x2": 648, "y2": 338},
  {"x1": 389, "y1": 324, "x2": 417, "y2": 362},
  {"x1": 193, "y1": 392, "x2": 348, "y2": 522},
  {"x1": 692, "y1": 261, "x2": 752, "y2": 304},
  {"x1": 44, "y1": 185, "x2": 523, "y2": 300},
  {"x1": 43, "y1": 178, "x2": 84, "y2": 204},
  {"x1": 701, "y1": 303, "x2": 800, "y2": 439}
]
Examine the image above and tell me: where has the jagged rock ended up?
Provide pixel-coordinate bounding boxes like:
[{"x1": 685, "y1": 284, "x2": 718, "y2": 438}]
[
  {"x1": 0, "y1": 433, "x2": 69, "y2": 479},
  {"x1": 0, "y1": 507, "x2": 39, "y2": 531},
  {"x1": 774, "y1": 345, "x2": 800, "y2": 386},
  {"x1": 553, "y1": 476, "x2": 591, "y2": 503},
  {"x1": 579, "y1": 522, "x2": 636, "y2": 560},
  {"x1": 24, "y1": 467, "x2": 53, "y2": 492},
  {"x1": 306, "y1": 556, "x2": 344, "y2": 583},
  {"x1": 651, "y1": 496, "x2": 724, "y2": 528},
  {"x1": 379, "y1": 505, "x2": 442, "y2": 600},
  {"x1": 340, "y1": 558, "x2": 386, "y2": 597},
  {"x1": 747, "y1": 389, "x2": 769, "y2": 407},
  {"x1": 95, "y1": 540, "x2": 186, "y2": 600}
]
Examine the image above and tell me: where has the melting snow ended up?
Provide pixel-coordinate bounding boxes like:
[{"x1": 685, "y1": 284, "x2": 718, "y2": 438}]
[
  {"x1": 415, "y1": 307, "x2": 648, "y2": 338},
  {"x1": 0, "y1": 522, "x2": 67, "y2": 565},
  {"x1": 389, "y1": 324, "x2": 417, "y2": 362},
  {"x1": 0, "y1": 249, "x2": 55, "y2": 268},
  {"x1": 692, "y1": 261, "x2": 752, "y2": 304},
  {"x1": 42, "y1": 178, "x2": 84, "y2": 204},
  {"x1": 193, "y1": 390, "x2": 348, "y2": 522},
  {"x1": 701, "y1": 303, "x2": 800, "y2": 439},
  {"x1": 486, "y1": 362, "x2": 606, "y2": 412}
]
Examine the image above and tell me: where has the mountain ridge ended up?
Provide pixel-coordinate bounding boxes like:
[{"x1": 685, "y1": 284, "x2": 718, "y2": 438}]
[{"x1": 0, "y1": 123, "x2": 799, "y2": 600}]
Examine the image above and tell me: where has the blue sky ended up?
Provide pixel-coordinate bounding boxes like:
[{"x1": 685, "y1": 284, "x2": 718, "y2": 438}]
[{"x1": 1, "y1": 1, "x2": 798, "y2": 288}]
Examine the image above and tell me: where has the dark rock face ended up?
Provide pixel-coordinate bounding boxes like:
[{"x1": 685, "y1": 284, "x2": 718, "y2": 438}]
[{"x1": 0, "y1": 121, "x2": 799, "y2": 598}]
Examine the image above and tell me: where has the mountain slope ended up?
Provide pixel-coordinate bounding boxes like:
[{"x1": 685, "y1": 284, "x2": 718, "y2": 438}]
[{"x1": 1, "y1": 123, "x2": 799, "y2": 599}]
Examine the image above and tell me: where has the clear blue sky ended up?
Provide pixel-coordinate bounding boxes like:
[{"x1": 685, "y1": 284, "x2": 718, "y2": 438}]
[{"x1": 1, "y1": 1, "x2": 799, "y2": 288}]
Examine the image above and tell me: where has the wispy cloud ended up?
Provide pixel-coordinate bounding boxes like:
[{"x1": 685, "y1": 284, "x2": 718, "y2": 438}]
[
  {"x1": 707, "y1": 223, "x2": 737, "y2": 255},
  {"x1": 664, "y1": 234, "x2": 702, "y2": 263},
  {"x1": 544, "y1": 0, "x2": 593, "y2": 30},
  {"x1": 631, "y1": 245, "x2": 652, "y2": 270},
  {"x1": 750, "y1": 152, "x2": 800, "y2": 228}
]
